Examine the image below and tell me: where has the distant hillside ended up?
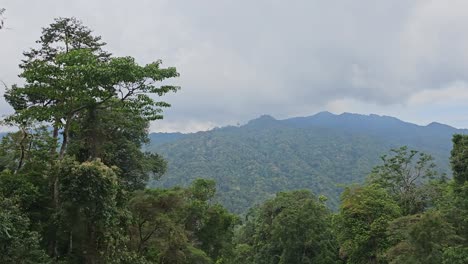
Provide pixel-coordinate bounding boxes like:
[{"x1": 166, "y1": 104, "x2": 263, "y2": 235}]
[
  {"x1": 147, "y1": 112, "x2": 467, "y2": 213},
  {"x1": 103, "y1": 113, "x2": 464, "y2": 212}
]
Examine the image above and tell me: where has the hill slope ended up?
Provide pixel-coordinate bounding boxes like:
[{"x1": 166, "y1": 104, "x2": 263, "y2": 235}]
[{"x1": 148, "y1": 112, "x2": 466, "y2": 213}]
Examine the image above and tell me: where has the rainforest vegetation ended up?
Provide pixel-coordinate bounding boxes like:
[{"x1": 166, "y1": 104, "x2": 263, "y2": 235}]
[
  {"x1": 147, "y1": 112, "x2": 464, "y2": 214},
  {"x1": 1, "y1": 18, "x2": 468, "y2": 264}
]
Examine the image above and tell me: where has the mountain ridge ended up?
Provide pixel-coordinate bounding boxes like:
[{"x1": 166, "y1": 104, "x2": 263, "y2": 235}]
[
  {"x1": 150, "y1": 112, "x2": 467, "y2": 136},
  {"x1": 147, "y1": 112, "x2": 466, "y2": 213}
]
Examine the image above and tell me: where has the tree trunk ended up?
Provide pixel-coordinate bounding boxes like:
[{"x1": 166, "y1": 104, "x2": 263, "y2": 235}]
[
  {"x1": 59, "y1": 116, "x2": 72, "y2": 159},
  {"x1": 68, "y1": 231, "x2": 73, "y2": 255},
  {"x1": 51, "y1": 116, "x2": 72, "y2": 260},
  {"x1": 85, "y1": 223, "x2": 98, "y2": 264},
  {"x1": 50, "y1": 119, "x2": 59, "y2": 158},
  {"x1": 15, "y1": 128, "x2": 28, "y2": 173}
]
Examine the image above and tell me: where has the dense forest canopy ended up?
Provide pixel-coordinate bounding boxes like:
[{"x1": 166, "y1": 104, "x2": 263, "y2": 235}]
[
  {"x1": 1, "y1": 17, "x2": 468, "y2": 264},
  {"x1": 147, "y1": 112, "x2": 463, "y2": 213}
]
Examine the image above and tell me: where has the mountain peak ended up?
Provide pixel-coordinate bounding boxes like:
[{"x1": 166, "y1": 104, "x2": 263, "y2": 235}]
[
  {"x1": 427, "y1": 122, "x2": 454, "y2": 130},
  {"x1": 250, "y1": 114, "x2": 276, "y2": 122},
  {"x1": 246, "y1": 115, "x2": 277, "y2": 126},
  {"x1": 314, "y1": 111, "x2": 335, "y2": 117}
]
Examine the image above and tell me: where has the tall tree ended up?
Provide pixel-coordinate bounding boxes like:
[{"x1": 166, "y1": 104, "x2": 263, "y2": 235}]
[
  {"x1": 368, "y1": 146, "x2": 439, "y2": 215},
  {"x1": 446, "y1": 135, "x2": 468, "y2": 240},
  {"x1": 438, "y1": 134, "x2": 468, "y2": 261},
  {"x1": 3, "y1": 17, "x2": 179, "y2": 262},
  {"x1": 451, "y1": 135, "x2": 468, "y2": 186},
  {"x1": 6, "y1": 17, "x2": 109, "y2": 154}
]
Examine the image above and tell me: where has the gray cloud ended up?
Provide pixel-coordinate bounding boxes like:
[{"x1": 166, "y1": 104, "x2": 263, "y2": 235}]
[{"x1": 1, "y1": 0, "x2": 468, "y2": 132}]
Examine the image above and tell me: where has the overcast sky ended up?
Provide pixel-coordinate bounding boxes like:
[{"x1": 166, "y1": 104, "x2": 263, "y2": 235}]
[{"x1": 1, "y1": 0, "x2": 468, "y2": 132}]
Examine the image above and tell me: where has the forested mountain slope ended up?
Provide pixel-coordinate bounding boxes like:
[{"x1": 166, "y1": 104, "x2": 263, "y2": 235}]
[{"x1": 147, "y1": 112, "x2": 467, "y2": 213}]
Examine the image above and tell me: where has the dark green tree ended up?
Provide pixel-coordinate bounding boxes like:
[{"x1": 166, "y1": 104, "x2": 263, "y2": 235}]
[
  {"x1": 0, "y1": 195, "x2": 51, "y2": 264},
  {"x1": 235, "y1": 190, "x2": 340, "y2": 264},
  {"x1": 451, "y1": 135, "x2": 468, "y2": 185},
  {"x1": 436, "y1": 134, "x2": 468, "y2": 261},
  {"x1": 385, "y1": 210, "x2": 459, "y2": 264},
  {"x1": 127, "y1": 180, "x2": 237, "y2": 264},
  {"x1": 446, "y1": 135, "x2": 468, "y2": 240}
]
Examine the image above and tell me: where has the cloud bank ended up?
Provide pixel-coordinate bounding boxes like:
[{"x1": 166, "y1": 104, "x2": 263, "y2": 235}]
[{"x1": 1, "y1": 0, "x2": 468, "y2": 132}]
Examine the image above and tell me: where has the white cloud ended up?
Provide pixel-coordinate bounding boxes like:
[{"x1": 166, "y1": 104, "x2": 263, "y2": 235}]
[
  {"x1": 1, "y1": 0, "x2": 468, "y2": 131},
  {"x1": 408, "y1": 81, "x2": 468, "y2": 105}
]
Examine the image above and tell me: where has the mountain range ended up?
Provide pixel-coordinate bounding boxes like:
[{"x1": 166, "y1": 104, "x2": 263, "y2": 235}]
[
  {"x1": 1, "y1": 112, "x2": 466, "y2": 213},
  {"x1": 147, "y1": 112, "x2": 467, "y2": 213}
]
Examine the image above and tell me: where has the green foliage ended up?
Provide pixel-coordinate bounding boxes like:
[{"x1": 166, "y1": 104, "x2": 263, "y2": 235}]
[
  {"x1": 149, "y1": 126, "x2": 391, "y2": 213},
  {"x1": 0, "y1": 128, "x2": 54, "y2": 235},
  {"x1": 127, "y1": 180, "x2": 238, "y2": 263},
  {"x1": 386, "y1": 211, "x2": 459, "y2": 264},
  {"x1": 334, "y1": 143, "x2": 461, "y2": 264},
  {"x1": 442, "y1": 247, "x2": 468, "y2": 264},
  {"x1": 22, "y1": 17, "x2": 109, "y2": 62},
  {"x1": 2, "y1": 14, "x2": 468, "y2": 264},
  {"x1": 235, "y1": 190, "x2": 340, "y2": 264},
  {"x1": 335, "y1": 184, "x2": 401, "y2": 263},
  {"x1": 59, "y1": 159, "x2": 119, "y2": 223},
  {"x1": 434, "y1": 181, "x2": 468, "y2": 245},
  {"x1": 0, "y1": 196, "x2": 51, "y2": 264},
  {"x1": 148, "y1": 120, "x2": 453, "y2": 214},
  {"x1": 368, "y1": 146, "x2": 440, "y2": 215},
  {"x1": 442, "y1": 135, "x2": 468, "y2": 246},
  {"x1": 451, "y1": 134, "x2": 468, "y2": 185},
  {"x1": 7, "y1": 48, "x2": 179, "y2": 127},
  {"x1": 67, "y1": 105, "x2": 168, "y2": 191},
  {"x1": 0, "y1": 126, "x2": 56, "y2": 173},
  {"x1": 56, "y1": 159, "x2": 121, "y2": 262}
]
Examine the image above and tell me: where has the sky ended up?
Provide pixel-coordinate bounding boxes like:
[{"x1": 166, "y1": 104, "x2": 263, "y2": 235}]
[{"x1": 1, "y1": 0, "x2": 468, "y2": 132}]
